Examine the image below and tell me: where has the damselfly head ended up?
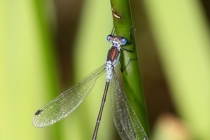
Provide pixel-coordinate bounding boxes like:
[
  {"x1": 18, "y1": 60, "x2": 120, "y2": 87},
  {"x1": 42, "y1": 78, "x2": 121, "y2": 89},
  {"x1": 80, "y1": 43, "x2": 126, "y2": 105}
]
[{"x1": 106, "y1": 35, "x2": 127, "y2": 45}]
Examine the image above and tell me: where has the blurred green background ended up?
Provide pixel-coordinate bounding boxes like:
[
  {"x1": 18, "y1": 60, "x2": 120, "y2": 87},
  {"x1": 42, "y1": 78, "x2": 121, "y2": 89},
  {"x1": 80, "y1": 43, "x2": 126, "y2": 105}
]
[{"x1": 0, "y1": 0, "x2": 209, "y2": 140}]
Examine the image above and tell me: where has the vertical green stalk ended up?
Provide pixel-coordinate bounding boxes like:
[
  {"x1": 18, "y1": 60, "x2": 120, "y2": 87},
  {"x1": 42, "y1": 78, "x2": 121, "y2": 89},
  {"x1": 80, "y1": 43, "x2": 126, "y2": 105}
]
[{"x1": 110, "y1": 0, "x2": 149, "y2": 135}]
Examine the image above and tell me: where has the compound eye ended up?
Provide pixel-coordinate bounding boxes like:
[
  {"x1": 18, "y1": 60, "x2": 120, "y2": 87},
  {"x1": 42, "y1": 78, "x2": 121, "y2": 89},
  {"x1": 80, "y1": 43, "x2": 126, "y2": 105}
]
[
  {"x1": 121, "y1": 37, "x2": 127, "y2": 45},
  {"x1": 106, "y1": 35, "x2": 113, "y2": 42}
]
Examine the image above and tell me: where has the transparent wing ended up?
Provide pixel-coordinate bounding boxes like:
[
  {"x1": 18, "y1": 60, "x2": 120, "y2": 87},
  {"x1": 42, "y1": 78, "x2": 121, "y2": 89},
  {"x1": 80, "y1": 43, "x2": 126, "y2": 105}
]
[
  {"x1": 33, "y1": 64, "x2": 106, "y2": 127},
  {"x1": 110, "y1": 72, "x2": 148, "y2": 140}
]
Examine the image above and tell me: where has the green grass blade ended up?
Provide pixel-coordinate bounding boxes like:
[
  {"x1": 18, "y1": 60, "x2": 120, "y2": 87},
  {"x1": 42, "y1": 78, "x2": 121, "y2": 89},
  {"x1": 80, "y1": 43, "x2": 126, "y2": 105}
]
[
  {"x1": 0, "y1": 1, "x2": 60, "y2": 140},
  {"x1": 110, "y1": 0, "x2": 149, "y2": 136}
]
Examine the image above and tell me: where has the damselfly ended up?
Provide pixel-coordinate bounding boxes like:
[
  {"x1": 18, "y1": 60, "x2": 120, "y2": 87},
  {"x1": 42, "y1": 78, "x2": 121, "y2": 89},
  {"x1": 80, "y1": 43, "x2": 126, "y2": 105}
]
[{"x1": 33, "y1": 32, "x2": 148, "y2": 140}]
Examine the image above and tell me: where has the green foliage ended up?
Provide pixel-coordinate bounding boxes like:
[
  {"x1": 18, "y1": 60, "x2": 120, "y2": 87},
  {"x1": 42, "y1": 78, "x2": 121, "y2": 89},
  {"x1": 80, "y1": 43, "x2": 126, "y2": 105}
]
[
  {"x1": 143, "y1": 1, "x2": 210, "y2": 140},
  {"x1": 111, "y1": 0, "x2": 149, "y2": 136},
  {"x1": 0, "y1": 0, "x2": 209, "y2": 140}
]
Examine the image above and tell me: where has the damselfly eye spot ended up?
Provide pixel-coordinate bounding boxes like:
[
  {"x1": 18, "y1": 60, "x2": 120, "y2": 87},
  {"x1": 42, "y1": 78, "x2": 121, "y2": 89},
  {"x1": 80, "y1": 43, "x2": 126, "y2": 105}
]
[
  {"x1": 121, "y1": 37, "x2": 127, "y2": 45},
  {"x1": 35, "y1": 110, "x2": 43, "y2": 115},
  {"x1": 106, "y1": 35, "x2": 113, "y2": 42}
]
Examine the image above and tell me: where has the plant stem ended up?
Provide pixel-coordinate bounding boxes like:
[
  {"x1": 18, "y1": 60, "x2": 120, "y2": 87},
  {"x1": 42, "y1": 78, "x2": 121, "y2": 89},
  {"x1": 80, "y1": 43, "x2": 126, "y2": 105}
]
[{"x1": 110, "y1": 0, "x2": 149, "y2": 135}]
